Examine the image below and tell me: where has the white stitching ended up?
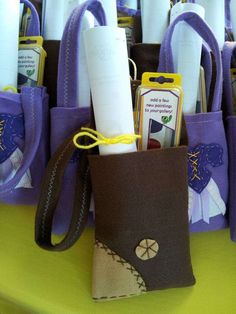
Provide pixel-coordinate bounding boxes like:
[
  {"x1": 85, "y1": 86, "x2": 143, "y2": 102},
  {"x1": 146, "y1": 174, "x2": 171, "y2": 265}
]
[{"x1": 64, "y1": 10, "x2": 77, "y2": 107}]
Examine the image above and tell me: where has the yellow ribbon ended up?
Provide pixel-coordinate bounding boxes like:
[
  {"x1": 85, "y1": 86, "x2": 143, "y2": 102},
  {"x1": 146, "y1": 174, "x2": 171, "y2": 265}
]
[
  {"x1": 73, "y1": 127, "x2": 141, "y2": 150},
  {"x1": 2, "y1": 85, "x2": 18, "y2": 93}
]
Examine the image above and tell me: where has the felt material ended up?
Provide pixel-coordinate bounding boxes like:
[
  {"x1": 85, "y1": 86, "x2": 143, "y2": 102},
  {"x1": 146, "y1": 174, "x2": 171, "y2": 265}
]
[
  {"x1": 50, "y1": 107, "x2": 90, "y2": 234},
  {"x1": 35, "y1": 129, "x2": 92, "y2": 251},
  {"x1": 133, "y1": 15, "x2": 142, "y2": 43},
  {"x1": 0, "y1": 87, "x2": 49, "y2": 205},
  {"x1": 222, "y1": 41, "x2": 236, "y2": 242},
  {"x1": 50, "y1": 0, "x2": 107, "y2": 234},
  {"x1": 43, "y1": 40, "x2": 60, "y2": 108},
  {"x1": 89, "y1": 147, "x2": 195, "y2": 300},
  {"x1": 158, "y1": 12, "x2": 228, "y2": 232},
  {"x1": 1, "y1": 204, "x2": 236, "y2": 313},
  {"x1": 185, "y1": 112, "x2": 228, "y2": 232},
  {"x1": 0, "y1": 2, "x2": 49, "y2": 205},
  {"x1": 93, "y1": 241, "x2": 146, "y2": 301},
  {"x1": 130, "y1": 44, "x2": 160, "y2": 80}
]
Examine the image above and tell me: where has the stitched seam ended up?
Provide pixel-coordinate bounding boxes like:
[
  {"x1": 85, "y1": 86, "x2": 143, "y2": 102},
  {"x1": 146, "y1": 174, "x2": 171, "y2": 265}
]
[
  {"x1": 40, "y1": 142, "x2": 72, "y2": 238},
  {"x1": 64, "y1": 10, "x2": 77, "y2": 107},
  {"x1": 93, "y1": 293, "x2": 140, "y2": 301},
  {"x1": 65, "y1": 166, "x2": 89, "y2": 247},
  {"x1": 185, "y1": 118, "x2": 221, "y2": 124},
  {"x1": 95, "y1": 240, "x2": 147, "y2": 294},
  {"x1": 2, "y1": 89, "x2": 35, "y2": 194}
]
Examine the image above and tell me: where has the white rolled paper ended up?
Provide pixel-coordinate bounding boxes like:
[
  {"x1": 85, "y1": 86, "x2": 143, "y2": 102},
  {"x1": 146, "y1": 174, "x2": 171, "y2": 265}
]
[
  {"x1": 170, "y1": 2, "x2": 205, "y2": 114},
  {"x1": 78, "y1": 0, "x2": 94, "y2": 107},
  {"x1": 42, "y1": 0, "x2": 79, "y2": 40},
  {"x1": 195, "y1": 0, "x2": 225, "y2": 50},
  {"x1": 230, "y1": 0, "x2": 236, "y2": 41},
  {"x1": 141, "y1": 0, "x2": 170, "y2": 44},
  {"x1": 0, "y1": 0, "x2": 19, "y2": 90},
  {"x1": 84, "y1": 26, "x2": 136, "y2": 155},
  {"x1": 99, "y1": 0, "x2": 117, "y2": 27},
  {"x1": 42, "y1": 0, "x2": 65, "y2": 40}
]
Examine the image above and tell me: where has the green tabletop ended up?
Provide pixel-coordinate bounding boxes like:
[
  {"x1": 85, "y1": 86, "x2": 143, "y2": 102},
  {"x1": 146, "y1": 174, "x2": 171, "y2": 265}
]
[{"x1": 0, "y1": 203, "x2": 235, "y2": 314}]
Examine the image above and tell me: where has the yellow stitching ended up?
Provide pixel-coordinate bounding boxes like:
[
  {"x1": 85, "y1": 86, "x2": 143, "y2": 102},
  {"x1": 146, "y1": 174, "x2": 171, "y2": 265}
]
[{"x1": 188, "y1": 151, "x2": 201, "y2": 181}]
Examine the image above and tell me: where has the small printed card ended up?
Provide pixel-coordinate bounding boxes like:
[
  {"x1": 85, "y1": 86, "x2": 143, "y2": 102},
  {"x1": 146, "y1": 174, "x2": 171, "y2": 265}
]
[
  {"x1": 136, "y1": 73, "x2": 183, "y2": 150},
  {"x1": 18, "y1": 36, "x2": 47, "y2": 88}
]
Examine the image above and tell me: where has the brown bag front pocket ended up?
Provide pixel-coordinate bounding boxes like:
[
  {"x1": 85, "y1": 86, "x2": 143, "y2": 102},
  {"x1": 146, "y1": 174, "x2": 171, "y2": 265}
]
[{"x1": 89, "y1": 147, "x2": 195, "y2": 301}]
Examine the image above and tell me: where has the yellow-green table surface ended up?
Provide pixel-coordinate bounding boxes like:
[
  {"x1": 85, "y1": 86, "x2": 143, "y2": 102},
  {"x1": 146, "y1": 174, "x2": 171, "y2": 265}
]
[{"x1": 0, "y1": 204, "x2": 236, "y2": 314}]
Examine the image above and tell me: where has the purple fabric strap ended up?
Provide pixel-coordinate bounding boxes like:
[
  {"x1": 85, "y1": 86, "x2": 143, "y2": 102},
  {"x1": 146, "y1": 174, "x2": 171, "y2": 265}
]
[
  {"x1": 117, "y1": 5, "x2": 140, "y2": 16},
  {"x1": 57, "y1": 0, "x2": 107, "y2": 108},
  {"x1": 20, "y1": 0, "x2": 40, "y2": 36},
  {"x1": 222, "y1": 41, "x2": 236, "y2": 116},
  {"x1": 158, "y1": 11, "x2": 223, "y2": 112},
  {"x1": 201, "y1": 44, "x2": 212, "y2": 101},
  {"x1": 225, "y1": 0, "x2": 232, "y2": 34},
  {"x1": 0, "y1": 87, "x2": 43, "y2": 195}
]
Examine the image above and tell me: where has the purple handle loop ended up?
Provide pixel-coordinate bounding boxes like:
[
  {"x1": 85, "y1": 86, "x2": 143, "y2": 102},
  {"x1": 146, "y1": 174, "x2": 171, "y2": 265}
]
[
  {"x1": 158, "y1": 11, "x2": 223, "y2": 112},
  {"x1": 20, "y1": 0, "x2": 40, "y2": 36},
  {"x1": 117, "y1": 5, "x2": 140, "y2": 16},
  {"x1": 0, "y1": 87, "x2": 43, "y2": 196},
  {"x1": 57, "y1": 0, "x2": 107, "y2": 108},
  {"x1": 201, "y1": 44, "x2": 212, "y2": 102},
  {"x1": 222, "y1": 41, "x2": 236, "y2": 116}
]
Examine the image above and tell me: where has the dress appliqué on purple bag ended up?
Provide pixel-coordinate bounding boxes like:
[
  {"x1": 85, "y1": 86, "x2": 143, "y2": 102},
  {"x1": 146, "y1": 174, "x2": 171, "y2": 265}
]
[
  {"x1": 188, "y1": 144, "x2": 226, "y2": 224},
  {"x1": 0, "y1": 113, "x2": 24, "y2": 163},
  {"x1": 0, "y1": 113, "x2": 32, "y2": 188}
]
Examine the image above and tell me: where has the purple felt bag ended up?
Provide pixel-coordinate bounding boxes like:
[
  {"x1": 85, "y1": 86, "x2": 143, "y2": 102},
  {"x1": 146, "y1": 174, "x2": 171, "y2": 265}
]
[
  {"x1": 158, "y1": 12, "x2": 229, "y2": 232},
  {"x1": 222, "y1": 41, "x2": 236, "y2": 242},
  {"x1": 50, "y1": 0, "x2": 107, "y2": 234},
  {"x1": 0, "y1": 0, "x2": 48, "y2": 205}
]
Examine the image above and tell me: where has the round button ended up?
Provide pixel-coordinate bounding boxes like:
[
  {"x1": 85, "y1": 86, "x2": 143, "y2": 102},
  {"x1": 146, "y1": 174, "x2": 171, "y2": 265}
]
[{"x1": 135, "y1": 239, "x2": 159, "y2": 261}]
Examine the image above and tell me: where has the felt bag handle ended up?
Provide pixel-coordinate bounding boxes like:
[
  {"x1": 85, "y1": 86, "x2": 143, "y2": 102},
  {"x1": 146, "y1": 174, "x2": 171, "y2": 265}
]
[
  {"x1": 222, "y1": 41, "x2": 236, "y2": 116},
  {"x1": 0, "y1": 87, "x2": 43, "y2": 195},
  {"x1": 35, "y1": 129, "x2": 92, "y2": 251},
  {"x1": 35, "y1": 0, "x2": 107, "y2": 251},
  {"x1": 158, "y1": 11, "x2": 223, "y2": 112},
  {"x1": 20, "y1": 0, "x2": 40, "y2": 36},
  {"x1": 57, "y1": 0, "x2": 107, "y2": 108}
]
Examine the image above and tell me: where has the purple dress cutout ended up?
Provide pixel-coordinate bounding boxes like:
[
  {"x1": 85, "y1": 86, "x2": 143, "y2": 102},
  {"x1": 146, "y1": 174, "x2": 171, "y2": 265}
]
[{"x1": 188, "y1": 144, "x2": 226, "y2": 224}]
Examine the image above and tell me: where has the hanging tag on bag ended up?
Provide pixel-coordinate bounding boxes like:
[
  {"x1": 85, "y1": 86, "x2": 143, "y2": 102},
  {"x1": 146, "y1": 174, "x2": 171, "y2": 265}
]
[
  {"x1": 136, "y1": 72, "x2": 183, "y2": 150},
  {"x1": 18, "y1": 36, "x2": 47, "y2": 88}
]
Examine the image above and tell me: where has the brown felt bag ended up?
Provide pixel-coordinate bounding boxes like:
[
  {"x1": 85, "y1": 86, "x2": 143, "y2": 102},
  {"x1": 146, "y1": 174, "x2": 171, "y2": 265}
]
[
  {"x1": 35, "y1": 129, "x2": 195, "y2": 299},
  {"x1": 89, "y1": 147, "x2": 195, "y2": 301}
]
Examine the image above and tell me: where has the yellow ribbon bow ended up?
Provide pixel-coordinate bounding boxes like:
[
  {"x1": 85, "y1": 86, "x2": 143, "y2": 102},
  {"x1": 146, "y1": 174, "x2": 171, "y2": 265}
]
[{"x1": 73, "y1": 127, "x2": 141, "y2": 150}]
